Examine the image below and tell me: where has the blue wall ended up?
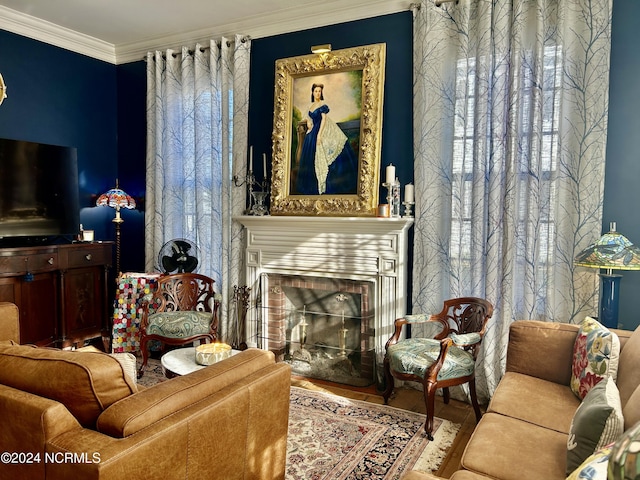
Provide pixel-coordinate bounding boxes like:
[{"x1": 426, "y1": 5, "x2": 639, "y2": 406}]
[
  {"x1": 0, "y1": 29, "x2": 118, "y2": 244},
  {"x1": 603, "y1": 0, "x2": 640, "y2": 330},
  {"x1": 115, "y1": 61, "x2": 146, "y2": 272}
]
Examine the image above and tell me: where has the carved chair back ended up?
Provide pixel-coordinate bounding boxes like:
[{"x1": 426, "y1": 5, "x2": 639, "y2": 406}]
[
  {"x1": 433, "y1": 297, "x2": 494, "y2": 358},
  {"x1": 151, "y1": 273, "x2": 216, "y2": 314}
]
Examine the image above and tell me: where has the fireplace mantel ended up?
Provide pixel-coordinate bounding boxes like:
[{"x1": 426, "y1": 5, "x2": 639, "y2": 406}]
[{"x1": 234, "y1": 215, "x2": 413, "y2": 384}]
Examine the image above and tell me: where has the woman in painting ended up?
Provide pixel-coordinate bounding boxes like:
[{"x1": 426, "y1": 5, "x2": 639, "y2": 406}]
[{"x1": 295, "y1": 83, "x2": 358, "y2": 195}]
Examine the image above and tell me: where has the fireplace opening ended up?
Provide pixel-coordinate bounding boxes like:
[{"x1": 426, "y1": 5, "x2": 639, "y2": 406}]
[{"x1": 264, "y1": 275, "x2": 375, "y2": 387}]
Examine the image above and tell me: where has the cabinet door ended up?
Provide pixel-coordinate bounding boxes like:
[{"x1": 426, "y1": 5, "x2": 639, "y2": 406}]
[
  {"x1": 21, "y1": 273, "x2": 58, "y2": 345},
  {"x1": 61, "y1": 266, "x2": 106, "y2": 347},
  {"x1": 0, "y1": 274, "x2": 58, "y2": 346}
]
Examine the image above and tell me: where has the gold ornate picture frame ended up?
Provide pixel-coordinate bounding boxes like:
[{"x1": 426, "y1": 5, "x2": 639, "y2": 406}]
[{"x1": 270, "y1": 43, "x2": 386, "y2": 216}]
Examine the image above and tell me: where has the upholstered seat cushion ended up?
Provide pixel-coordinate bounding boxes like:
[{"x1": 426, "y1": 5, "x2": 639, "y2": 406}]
[
  {"x1": 386, "y1": 338, "x2": 475, "y2": 380},
  {"x1": 0, "y1": 343, "x2": 137, "y2": 428},
  {"x1": 147, "y1": 311, "x2": 213, "y2": 338}
]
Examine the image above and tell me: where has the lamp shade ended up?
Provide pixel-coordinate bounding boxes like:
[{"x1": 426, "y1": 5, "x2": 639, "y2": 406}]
[
  {"x1": 574, "y1": 222, "x2": 640, "y2": 272},
  {"x1": 575, "y1": 222, "x2": 640, "y2": 328},
  {"x1": 96, "y1": 180, "x2": 136, "y2": 210},
  {"x1": 96, "y1": 179, "x2": 135, "y2": 274}
]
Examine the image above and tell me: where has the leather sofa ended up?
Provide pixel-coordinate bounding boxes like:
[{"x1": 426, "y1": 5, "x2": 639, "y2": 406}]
[
  {"x1": 0, "y1": 302, "x2": 291, "y2": 480},
  {"x1": 403, "y1": 320, "x2": 640, "y2": 480}
]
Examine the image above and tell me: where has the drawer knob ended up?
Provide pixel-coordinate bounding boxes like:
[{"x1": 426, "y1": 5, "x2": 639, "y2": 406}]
[
  {"x1": 48, "y1": 257, "x2": 54, "y2": 265},
  {"x1": 85, "y1": 254, "x2": 92, "y2": 261}
]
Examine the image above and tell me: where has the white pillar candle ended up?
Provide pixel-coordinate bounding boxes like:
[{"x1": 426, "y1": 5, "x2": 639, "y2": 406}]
[
  {"x1": 249, "y1": 146, "x2": 253, "y2": 172},
  {"x1": 385, "y1": 164, "x2": 395, "y2": 184},
  {"x1": 405, "y1": 183, "x2": 414, "y2": 203}
]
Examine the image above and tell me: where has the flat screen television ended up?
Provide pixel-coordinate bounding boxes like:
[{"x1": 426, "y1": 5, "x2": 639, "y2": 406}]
[{"x1": 0, "y1": 138, "x2": 80, "y2": 245}]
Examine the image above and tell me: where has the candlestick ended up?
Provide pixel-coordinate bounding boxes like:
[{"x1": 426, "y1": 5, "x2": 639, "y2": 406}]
[
  {"x1": 391, "y1": 178, "x2": 401, "y2": 217},
  {"x1": 382, "y1": 177, "x2": 401, "y2": 218},
  {"x1": 403, "y1": 201, "x2": 415, "y2": 218}
]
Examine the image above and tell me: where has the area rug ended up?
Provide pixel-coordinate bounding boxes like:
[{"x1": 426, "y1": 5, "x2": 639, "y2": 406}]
[
  {"x1": 136, "y1": 357, "x2": 459, "y2": 478},
  {"x1": 287, "y1": 386, "x2": 459, "y2": 479}
]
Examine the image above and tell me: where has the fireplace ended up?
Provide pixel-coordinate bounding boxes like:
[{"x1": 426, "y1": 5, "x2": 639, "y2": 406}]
[
  {"x1": 235, "y1": 216, "x2": 413, "y2": 387},
  {"x1": 266, "y1": 274, "x2": 375, "y2": 386}
]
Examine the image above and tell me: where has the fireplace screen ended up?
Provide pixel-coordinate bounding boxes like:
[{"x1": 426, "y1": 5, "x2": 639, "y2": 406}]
[{"x1": 263, "y1": 274, "x2": 375, "y2": 387}]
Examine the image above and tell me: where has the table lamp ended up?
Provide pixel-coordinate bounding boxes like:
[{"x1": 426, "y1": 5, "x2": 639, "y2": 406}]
[
  {"x1": 96, "y1": 179, "x2": 136, "y2": 274},
  {"x1": 574, "y1": 221, "x2": 640, "y2": 328}
]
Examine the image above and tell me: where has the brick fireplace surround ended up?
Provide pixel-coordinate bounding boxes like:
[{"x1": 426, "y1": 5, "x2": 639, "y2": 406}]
[{"x1": 235, "y1": 216, "x2": 413, "y2": 386}]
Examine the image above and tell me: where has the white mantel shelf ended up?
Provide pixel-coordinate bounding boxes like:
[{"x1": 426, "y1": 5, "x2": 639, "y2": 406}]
[
  {"x1": 234, "y1": 215, "x2": 414, "y2": 384},
  {"x1": 235, "y1": 215, "x2": 414, "y2": 230}
]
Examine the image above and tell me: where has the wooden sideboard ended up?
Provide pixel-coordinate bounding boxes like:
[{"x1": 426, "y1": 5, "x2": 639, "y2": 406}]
[{"x1": 0, "y1": 241, "x2": 113, "y2": 348}]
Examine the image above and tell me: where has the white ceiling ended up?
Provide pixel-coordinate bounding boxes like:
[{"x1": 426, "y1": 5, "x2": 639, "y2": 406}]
[{"x1": 0, "y1": 0, "x2": 412, "y2": 64}]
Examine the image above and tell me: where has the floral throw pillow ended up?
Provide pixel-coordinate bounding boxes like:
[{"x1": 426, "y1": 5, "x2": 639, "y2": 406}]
[
  {"x1": 571, "y1": 317, "x2": 620, "y2": 400},
  {"x1": 566, "y1": 444, "x2": 612, "y2": 480}
]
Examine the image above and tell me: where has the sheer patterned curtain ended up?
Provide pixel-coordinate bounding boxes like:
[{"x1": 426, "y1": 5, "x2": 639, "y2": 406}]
[
  {"x1": 145, "y1": 35, "x2": 250, "y2": 342},
  {"x1": 412, "y1": 0, "x2": 612, "y2": 401}
]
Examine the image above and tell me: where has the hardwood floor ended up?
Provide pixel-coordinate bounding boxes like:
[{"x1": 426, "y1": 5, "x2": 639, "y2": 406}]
[{"x1": 291, "y1": 376, "x2": 479, "y2": 478}]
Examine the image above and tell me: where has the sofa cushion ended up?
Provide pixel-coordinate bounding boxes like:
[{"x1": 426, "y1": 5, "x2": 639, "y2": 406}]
[
  {"x1": 461, "y1": 412, "x2": 569, "y2": 480},
  {"x1": 0, "y1": 343, "x2": 137, "y2": 428},
  {"x1": 147, "y1": 311, "x2": 213, "y2": 338},
  {"x1": 506, "y1": 320, "x2": 579, "y2": 385},
  {"x1": 567, "y1": 376, "x2": 623, "y2": 475},
  {"x1": 97, "y1": 348, "x2": 276, "y2": 437},
  {"x1": 616, "y1": 325, "x2": 640, "y2": 417},
  {"x1": 488, "y1": 371, "x2": 580, "y2": 434},
  {"x1": 621, "y1": 385, "x2": 640, "y2": 431},
  {"x1": 570, "y1": 317, "x2": 620, "y2": 400},
  {"x1": 566, "y1": 444, "x2": 611, "y2": 480}
]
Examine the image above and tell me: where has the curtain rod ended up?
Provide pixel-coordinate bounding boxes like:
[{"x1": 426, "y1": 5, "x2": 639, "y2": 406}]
[
  {"x1": 144, "y1": 35, "x2": 250, "y2": 61},
  {"x1": 411, "y1": 0, "x2": 459, "y2": 8}
]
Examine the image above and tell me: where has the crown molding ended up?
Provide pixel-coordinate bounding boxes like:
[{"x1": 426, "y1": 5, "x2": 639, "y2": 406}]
[
  {"x1": 115, "y1": 0, "x2": 411, "y2": 64},
  {"x1": 0, "y1": 1, "x2": 412, "y2": 65},
  {"x1": 0, "y1": 5, "x2": 116, "y2": 63}
]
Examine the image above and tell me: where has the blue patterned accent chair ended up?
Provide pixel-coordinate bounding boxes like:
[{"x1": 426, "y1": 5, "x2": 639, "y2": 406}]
[
  {"x1": 137, "y1": 273, "x2": 220, "y2": 378},
  {"x1": 383, "y1": 297, "x2": 493, "y2": 440}
]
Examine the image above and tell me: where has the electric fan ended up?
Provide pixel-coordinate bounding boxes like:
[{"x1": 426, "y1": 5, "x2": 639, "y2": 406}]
[{"x1": 158, "y1": 239, "x2": 199, "y2": 274}]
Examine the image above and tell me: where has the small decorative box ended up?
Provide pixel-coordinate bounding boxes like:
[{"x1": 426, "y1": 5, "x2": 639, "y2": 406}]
[{"x1": 195, "y1": 343, "x2": 233, "y2": 365}]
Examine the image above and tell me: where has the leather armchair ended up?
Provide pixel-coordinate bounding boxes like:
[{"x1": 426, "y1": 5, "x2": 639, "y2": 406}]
[{"x1": 0, "y1": 307, "x2": 290, "y2": 480}]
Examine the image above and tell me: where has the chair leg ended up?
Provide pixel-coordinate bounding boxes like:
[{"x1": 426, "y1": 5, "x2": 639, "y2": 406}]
[
  {"x1": 468, "y1": 377, "x2": 482, "y2": 423},
  {"x1": 382, "y1": 358, "x2": 394, "y2": 405},
  {"x1": 137, "y1": 338, "x2": 149, "y2": 379},
  {"x1": 422, "y1": 380, "x2": 437, "y2": 441},
  {"x1": 443, "y1": 387, "x2": 450, "y2": 404}
]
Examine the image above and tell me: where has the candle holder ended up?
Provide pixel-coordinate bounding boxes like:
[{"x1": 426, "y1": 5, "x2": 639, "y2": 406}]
[
  {"x1": 233, "y1": 171, "x2": 270, "y2": 215},
  {"x1": 403, "y1": 201, "x2": 415, "y2": 218},
  {"x1": 250, "y1": 191, "x2": 269, "y2": 216},
  {"x1": 383, "y1": 179, "x2": 401, "y2": 218}
]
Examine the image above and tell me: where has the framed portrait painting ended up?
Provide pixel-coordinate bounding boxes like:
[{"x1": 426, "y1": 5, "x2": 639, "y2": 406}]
[{"x1": 270, "y1": 43, "x2": 386, "y2": 216}]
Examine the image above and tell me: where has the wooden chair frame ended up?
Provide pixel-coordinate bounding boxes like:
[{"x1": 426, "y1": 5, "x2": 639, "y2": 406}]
[
  {"x1": 137, "y1": 273, "x2": 220, "y2": 378},
  {"x1": 383, "y1": 297, "x2": 494, "y2": 439}
]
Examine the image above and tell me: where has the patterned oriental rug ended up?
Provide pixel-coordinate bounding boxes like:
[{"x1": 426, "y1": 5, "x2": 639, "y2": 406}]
[
  {"x1": 286, "y1": 386, "x2": 459, "y2": 479},
  {"x1": 136, "y1": 359, "x2": 459, "y2": 479}
]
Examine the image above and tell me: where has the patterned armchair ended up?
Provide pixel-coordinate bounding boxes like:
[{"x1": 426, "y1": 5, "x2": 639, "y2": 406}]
[
  {"x1": 137, "y1": 273, "x2": 220, "y2": 378},
  {"x1": 383, "y1": 297, "x2": 493, "y2": 439}
]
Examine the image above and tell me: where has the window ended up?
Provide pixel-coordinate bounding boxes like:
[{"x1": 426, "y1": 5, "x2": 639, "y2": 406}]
[{"x1": 450, "y1": 46, "x2": 563, "y2": 311}]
